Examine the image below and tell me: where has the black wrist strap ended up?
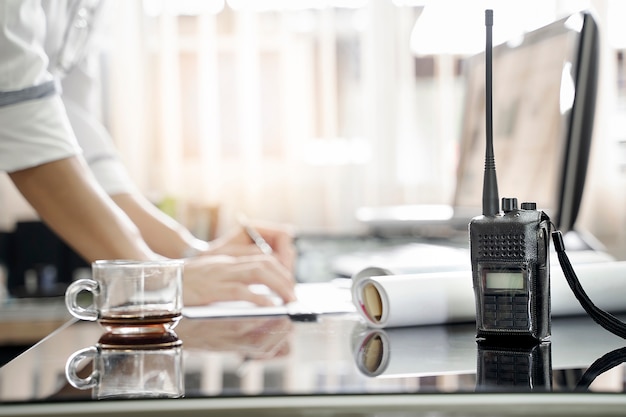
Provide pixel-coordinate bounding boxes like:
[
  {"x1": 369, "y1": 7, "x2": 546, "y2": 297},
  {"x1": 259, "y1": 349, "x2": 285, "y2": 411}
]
[
  {"x1": 551, "y1": 231, "x2": 626, "y2": 339},
  {"x1": 575, "y1": 346, "x2": 626, "y2": 391}
]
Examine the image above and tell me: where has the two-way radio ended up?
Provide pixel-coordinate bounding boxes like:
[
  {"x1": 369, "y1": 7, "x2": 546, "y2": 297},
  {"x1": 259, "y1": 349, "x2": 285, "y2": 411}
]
[{"x1": 469, "y1": 9, "x2": 552, "y2": 342}]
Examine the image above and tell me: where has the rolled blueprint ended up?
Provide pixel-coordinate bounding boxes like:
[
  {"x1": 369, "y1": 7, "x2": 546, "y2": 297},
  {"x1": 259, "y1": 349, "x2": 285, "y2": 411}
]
[{"x1": 351, "y1": 261, "x2": 626, "y2": 328}]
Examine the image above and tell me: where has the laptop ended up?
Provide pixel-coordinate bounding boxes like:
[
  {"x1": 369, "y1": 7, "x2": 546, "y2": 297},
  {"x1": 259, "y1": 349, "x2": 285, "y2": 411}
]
[{"x1": 332, "y1": 11, "x2": 606, "y2": 278}]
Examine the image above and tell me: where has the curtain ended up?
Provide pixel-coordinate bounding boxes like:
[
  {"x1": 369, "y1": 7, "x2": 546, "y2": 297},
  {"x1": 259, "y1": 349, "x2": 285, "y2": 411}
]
[{"x1": 103, "y1": 1, "x2": 458, "y2": 237}]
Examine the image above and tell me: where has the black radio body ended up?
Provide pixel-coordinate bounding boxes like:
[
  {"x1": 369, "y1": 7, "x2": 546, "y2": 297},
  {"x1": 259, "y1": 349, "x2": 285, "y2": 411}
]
[{"x1": 469, "y1": 198, "x2": 551, "y2": 341}]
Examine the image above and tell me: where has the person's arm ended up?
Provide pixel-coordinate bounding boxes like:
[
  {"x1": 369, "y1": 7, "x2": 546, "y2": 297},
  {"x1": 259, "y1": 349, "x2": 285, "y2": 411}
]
[
  {"x1": 110, "y1": 192, "x2": 208, "y2": 259},
  {"x1": 9, "y1": 156, "x2": 156, "y2": 262},
  {"x1": 110, "y1": 192, "x2": 297, "y2": 271}
]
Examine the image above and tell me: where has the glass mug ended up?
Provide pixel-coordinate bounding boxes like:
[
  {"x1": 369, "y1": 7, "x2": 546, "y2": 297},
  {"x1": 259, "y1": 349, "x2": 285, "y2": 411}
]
[
  {"x1": 65, "y1": 341, "x2": 184, "y2": 399},
  {"x1": 65, "y1": 260, "x2": 184, "y2": 334}
]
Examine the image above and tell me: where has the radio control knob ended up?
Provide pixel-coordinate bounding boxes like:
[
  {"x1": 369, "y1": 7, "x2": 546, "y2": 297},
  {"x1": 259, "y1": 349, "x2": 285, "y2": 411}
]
[
  {"x1": 521, "y1": 202, "x2": 537, "y2": 210},
  {"x1": 502, "y1": 197, "x2": 518, "y2": 212}
]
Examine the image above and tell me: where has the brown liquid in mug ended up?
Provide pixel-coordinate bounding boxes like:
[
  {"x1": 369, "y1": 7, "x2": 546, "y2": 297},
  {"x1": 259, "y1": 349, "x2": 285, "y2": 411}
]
[
  {"x1": 98, "y1": 310, "x2": 181, "y2": 335},
  {"x1": 99, "y1": 312, "x2": 180, "y2": 326}
]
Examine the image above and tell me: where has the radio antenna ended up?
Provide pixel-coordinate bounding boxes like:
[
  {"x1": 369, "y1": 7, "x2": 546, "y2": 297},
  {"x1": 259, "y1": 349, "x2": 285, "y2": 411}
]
[{"x1": 482, "y1": 9, "x2": 499, "y2": 216}]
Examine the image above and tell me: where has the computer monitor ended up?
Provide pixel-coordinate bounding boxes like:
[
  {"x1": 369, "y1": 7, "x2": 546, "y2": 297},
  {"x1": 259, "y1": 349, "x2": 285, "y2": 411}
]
[
  {"x1": 558, "y1": 12, "x2": 599, "y2": 232},
  {"x1": 453, "y1": 11, "x2": 599, "y2": 233}
]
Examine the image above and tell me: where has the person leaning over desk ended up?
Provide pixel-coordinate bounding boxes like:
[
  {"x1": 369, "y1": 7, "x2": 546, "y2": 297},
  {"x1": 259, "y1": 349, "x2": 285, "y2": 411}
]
[{"x1": 0, "y1": 0, "x2": 296, "y2": 307}]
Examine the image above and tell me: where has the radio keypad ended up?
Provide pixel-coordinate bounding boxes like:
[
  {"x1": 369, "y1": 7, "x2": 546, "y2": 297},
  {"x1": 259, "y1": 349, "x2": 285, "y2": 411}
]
[{"x1": 484, "y1": 294, "x2": 529, "y2": 329}]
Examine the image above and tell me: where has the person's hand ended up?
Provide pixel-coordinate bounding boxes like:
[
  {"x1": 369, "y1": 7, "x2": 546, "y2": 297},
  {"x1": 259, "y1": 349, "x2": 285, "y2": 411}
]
[
  {"x1": 182, "y1": 254, "x2": 296, "y2": 307},
  {"x1": 205, "y1": 220, "x2": 297, "y2": 273}
]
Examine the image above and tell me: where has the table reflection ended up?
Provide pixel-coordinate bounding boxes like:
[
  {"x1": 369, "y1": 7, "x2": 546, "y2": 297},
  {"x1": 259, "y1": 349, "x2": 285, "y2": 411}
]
[
  {"x1": 177, "y1": 316, "x2": 292, "y2": 360},
  {"x1": 2, "y1": 314, "x2": 626, "y2": 405},
  {"x1": 351, "y1": 324, "x2": 476, "y2": 379},
  {"x1": 575, "y1": 346, "x2": 626, "y2": 391},
  {"x1": 475, "y1": 341, "x2": 552, "y2": 392},
  {"x1": 65, "y1": 330, "x2": 184, "y2": 400},
  {"x1": 351, "y1": 322, "x2": 626, "y2": 394}
]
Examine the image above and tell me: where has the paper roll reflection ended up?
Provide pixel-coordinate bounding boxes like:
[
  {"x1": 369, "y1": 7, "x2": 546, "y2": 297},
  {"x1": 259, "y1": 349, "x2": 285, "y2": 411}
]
[
  {"x1": 354, "y1": 329, "x2": 390, "y2": 377},
  {"x1": 352, "y1": 324, "x2": 475, "y2": 378}
]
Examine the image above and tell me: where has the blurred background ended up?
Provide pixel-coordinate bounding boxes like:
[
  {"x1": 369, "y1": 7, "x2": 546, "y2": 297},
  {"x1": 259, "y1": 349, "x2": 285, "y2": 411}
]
[{"x1": 1, "y1": 0, "x2": 625, "y2": 259}]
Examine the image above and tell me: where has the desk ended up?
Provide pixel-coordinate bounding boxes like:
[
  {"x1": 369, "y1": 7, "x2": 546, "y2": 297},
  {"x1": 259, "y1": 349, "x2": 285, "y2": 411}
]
[
  {"x1": 0, "y1": 298, "x2": 70, "y2": 346},
  {"x1": 1, "y1": 311, "x2": 626, "y2": 416}
]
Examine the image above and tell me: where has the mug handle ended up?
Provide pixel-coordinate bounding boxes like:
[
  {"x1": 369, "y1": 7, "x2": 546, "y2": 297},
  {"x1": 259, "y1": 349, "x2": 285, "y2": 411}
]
[
  {"x1": 64, "y1": 279, "x2": 99, "y2": 321},
  {"x1": 65, "y1": 346, "x2": 99, "y2": 390}
]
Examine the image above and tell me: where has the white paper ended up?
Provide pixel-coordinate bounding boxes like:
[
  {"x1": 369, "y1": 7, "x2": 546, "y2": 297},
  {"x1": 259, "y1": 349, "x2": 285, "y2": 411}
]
[{"x1": 183, "y1": 282, "x2": 355, "y2": 319}]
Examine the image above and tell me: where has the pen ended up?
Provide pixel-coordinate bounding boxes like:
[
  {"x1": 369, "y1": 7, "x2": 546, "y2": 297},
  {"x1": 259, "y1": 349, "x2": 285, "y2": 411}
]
[{"x1": 239, "y1": 214, "x2": 273, "y2": 255}]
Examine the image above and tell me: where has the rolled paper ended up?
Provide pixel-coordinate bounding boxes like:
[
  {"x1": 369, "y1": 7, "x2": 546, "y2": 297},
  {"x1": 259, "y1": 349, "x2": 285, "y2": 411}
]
[
  {"x1": 351, "y1": 261, "x2": 626, "y2": 328},
  {"x1": 351, "y1": 266, "x2": 473, "y2": 328}
]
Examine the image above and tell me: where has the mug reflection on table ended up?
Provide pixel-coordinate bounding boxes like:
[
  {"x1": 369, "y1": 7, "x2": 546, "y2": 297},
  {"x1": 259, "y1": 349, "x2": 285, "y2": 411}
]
[{"x1": 65, "y1": 338, "x2": 184, "y2": 399}]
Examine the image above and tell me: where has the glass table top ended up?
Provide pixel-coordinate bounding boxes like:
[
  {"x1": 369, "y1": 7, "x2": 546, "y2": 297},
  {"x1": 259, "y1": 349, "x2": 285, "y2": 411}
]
[{"x1": 1, "y1": 310, "x2": 626, "y2": 416}]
